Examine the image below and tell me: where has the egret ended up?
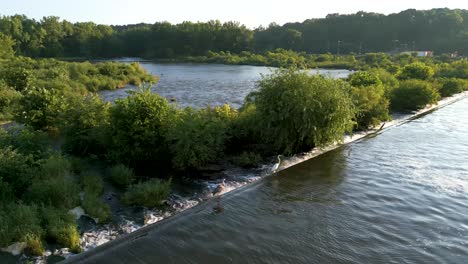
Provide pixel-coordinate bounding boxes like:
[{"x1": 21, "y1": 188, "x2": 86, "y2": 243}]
[
  {"x1": 212, "y1": 179, "x2": 226, "y2": 196},
  {"x1": 271, "y1": 155, "x2": 283, "y2": 174}
]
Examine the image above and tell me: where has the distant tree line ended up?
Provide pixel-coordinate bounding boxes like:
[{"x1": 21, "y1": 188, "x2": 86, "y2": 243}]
[{"x1": 0, "y1": 8, "x2": 467, "y2": 58}]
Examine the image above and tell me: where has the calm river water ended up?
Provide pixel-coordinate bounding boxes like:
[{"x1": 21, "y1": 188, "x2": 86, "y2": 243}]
[
  {"x1": 74, "y1": 97, "x2": 468, "y2": 263},
  {"x1": 98, "y1": 63, "x2": 351, "y2": 108}
]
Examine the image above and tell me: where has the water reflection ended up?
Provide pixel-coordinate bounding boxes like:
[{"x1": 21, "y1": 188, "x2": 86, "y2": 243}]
[{"x1": 99, "y1": 63, "x2": 350, "y2": 108}]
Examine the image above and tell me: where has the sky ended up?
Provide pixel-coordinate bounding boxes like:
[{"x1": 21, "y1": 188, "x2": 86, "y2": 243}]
[{"x1": 1, "y1": 0, "x2": 467, "y2": 28}]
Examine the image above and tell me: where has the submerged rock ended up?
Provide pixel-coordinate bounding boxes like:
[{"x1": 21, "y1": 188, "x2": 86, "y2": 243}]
[{"x1": 1, "y1": 242, "x2": 27, "y2": 256}]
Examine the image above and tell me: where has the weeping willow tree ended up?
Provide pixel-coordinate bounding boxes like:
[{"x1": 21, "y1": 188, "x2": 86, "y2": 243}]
[{"x1": 250, "y1": 69, "x2": 356, "y2": 154}]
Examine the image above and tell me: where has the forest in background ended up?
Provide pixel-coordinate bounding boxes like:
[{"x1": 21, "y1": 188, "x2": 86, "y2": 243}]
[{"x1": 0, "y1": 8, "x2": 467, "y2": 59}]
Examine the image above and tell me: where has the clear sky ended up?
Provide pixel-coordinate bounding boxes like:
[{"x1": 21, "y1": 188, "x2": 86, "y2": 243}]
[{"x1": 1, "y1": 0, "x2": 467, "y2": 28}]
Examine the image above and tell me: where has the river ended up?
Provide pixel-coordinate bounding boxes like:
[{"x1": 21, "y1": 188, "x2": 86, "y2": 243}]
[
  {"x1": 98, "y1": 63, "x2": 351, "y2": 108},
  {"x1": 69, "y1": 96, "x2": 468, "y2": 263}
]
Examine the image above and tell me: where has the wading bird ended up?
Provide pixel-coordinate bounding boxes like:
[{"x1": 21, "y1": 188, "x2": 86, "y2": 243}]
[
  {"x1": 271, "y1": 155, "x2": 283, "y2": 174},
  {"x1": 212, "y1": 179, "x2": 226, "y2": 196}
]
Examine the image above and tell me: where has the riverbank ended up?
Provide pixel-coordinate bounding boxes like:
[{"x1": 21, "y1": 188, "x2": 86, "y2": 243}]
[{"x1": 63, "y1": 91, "x2": 468, "y2": 264}]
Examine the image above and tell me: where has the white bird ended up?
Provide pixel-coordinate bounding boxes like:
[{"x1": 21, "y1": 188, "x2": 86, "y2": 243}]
[
  {"x1": 271, "y1": 155, "x2": 283, "y2": 174},
  {"x1": 212, "y1": 179, "x2": 226, "y2": 196}
]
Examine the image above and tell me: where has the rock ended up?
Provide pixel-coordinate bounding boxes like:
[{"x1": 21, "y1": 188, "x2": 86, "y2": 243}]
[
  {"x1": 120, "y1": 221, "x2": 140, "y2": 234},
  {"x1": 1, "y1": 242, "x2": 27, "y2": 256},
  {"x1": 69, "y1": 206, "x2": 86, "y2": 220},
  {"x1": 144, "y1": 213, "x2": 163, "y2": 225},
  {"x1": 43, "y1": 250, "x2": 52, "y2": 257}
]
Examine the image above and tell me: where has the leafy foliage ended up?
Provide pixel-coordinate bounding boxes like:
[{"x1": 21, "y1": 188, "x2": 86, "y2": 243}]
[
  {"x1": 108, "y1": 87, "x2": 176, "y2": 167},
  {"x1": 348, "y1": 72, "x2": 390, "y2": 130},
  {"x1": 439, "y1": 78, "x2": 466, "y2": 97},
  {"x1": 109, "y1": 164, "x2": 135, "y2": 188},
  {"x1": 251, "y1": 69, "x2": 355, "y2": 154},
  {"x1": 398, "y1": 62, "x2": 435, "y2": 80},
  {"x1": 59, "y1": 94, "x2": 110, "y2": 156},
  {"x1": 168, "y1": 105, "x2": 237, "y2": 170},
  {"x1": 123, "y1": 178, "x2": 172, "y2": 208},
  {"x1": 390, "y1": 80, "x2": 440, "y2": 111}
]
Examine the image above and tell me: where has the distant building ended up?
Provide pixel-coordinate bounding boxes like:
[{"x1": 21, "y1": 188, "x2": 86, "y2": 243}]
[
  {"x1": 401, "y1": 51, "x2": 434, "y2": 57},
  {"x1": 415, "y1": 51, "x2": 433, "y2": 57},
  {"x1": 450, "y1": 52, "x2": 458, "y2": 58}
]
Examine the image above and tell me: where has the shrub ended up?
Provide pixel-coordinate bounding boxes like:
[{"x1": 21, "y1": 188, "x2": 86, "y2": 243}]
[
  {"x1": 15, "y1": 86, "x2": 67, "y2": 130},
  {"x1": 123, "y1": 178, "x2": 171, "y2": 208},
  {"x1": 0, "y1": 67, "x2": 34, "y2": 92},
  {"x1": 0, "y1": 83, "x2": 21, "y2": 121},
  {"x1": 81, "y1": 171, "x2": 104, "y2": 195},
  {"x1": 25, "y1": 177, "x2": 80, "y2": 209},
  {"x1": 0, "y1": 147, "x2": 35, "y2": 195},
  {"x1": 0, "y1": 203, "x2": 43, "y2": 248},
  {"x1": 168, "y1": 104, "x2": 237, "y2": 170},
  {"x1": 82, "y1": 194, "x2": 111, "y2": 223},
  {"x1": 231, "y1": 152, "x2": 263, "y2": 168},
  {"x1": 348, "y1": 72, "x2": 390, "y2": 130},
  {"x1": 0, "y1": 178, "x2": 14, "y2": 203},
  {"x1": 109, "y1": 164, "x2": 135, "y2": 188},
  {"x1": 41, "y1": 207, "x2": 81, "y2": 252},
  {"x1": 439, "y1": 78, "x2": 465, "y2": 97},
  {"x1": 108, "y1": 87, "x2": 177, "y2": 168},
  {"x1": 41, "y1": 155, "x2": 72, "y2": 179},
  {"x1": 369, "y1": 68, "x2": 399, "y2": 97},
  {"x1": 390, "y1": 80, "x2": 440, "y2": 112},
  {"x1": 59, "y1": 94, "x2": 110, "y2": 156},
  {"x1": 24, "y1": 233, "x2": 44, "y2": 256},
  {"x1": 398, "y1": 62, "x2": 434, "y2": 80},
  {"x1": 0, "y1": 125, "x2": 50, "y2": 159},
  {"x1": 250, "y1": 69, "x2": 355, "y2": 154}
]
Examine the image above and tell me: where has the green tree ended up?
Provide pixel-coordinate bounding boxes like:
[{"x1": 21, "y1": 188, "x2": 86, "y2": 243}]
[
  {"x1": 398, "y1": 62, "x2": 435, "y2": 80},
  {"x1": 168, "y1": 104, "x2": 237, "y2": 170},
  {"x1": 0, "y1": 33, "x2": 15, "y2": 58},
  {"x1": 251, "y1": 69, "x2": 355, "y2": 154},
  {"x1": 108, "y1": 87, "x2": 176, "y2": 168},
  {"x1": 390, "y1": 80, "x2": 440, "y2": 111},
  {"x1": 348, "y1": 72, "x2": 390, "y2": 130}
]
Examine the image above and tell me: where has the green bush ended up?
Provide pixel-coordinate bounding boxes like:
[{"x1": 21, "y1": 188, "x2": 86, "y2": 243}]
[
  {"x1": 40, "y1": 155, "x2": 72, "y2": 179},
  {"x1": 15, "y1": 86, "x2": 67, "y2": 131},
  {"x1": 0, "y1": 83, "x2": 21, "y2": 121},
  {"x1": 348, "y1": 72, "x2": 390, "y2": 130},
  {"x1": 231, "y1": 152, "x2": 263, "y2": 168},
  {"x1": 108, "y1": 87, "x2": 177, "y2": 167},
  {"x1": 24, "y1": 233, "x2": 44, "y2": 256},
  {"x1": 439, "y1": 78, "x2": 466, "y2": 97},
  {"x1": 369, "y1": 68, "x2": 400, "y2": 97},
  {"x1": 0, "y1": 178, "x2": 14, "y2": 203},
  {"x1": 0, "y1": 147, "x2": 35, "y2": 194},
  {"x1": 81, "y1": 171, "x2": 104, "y2": 195},
  {"x1": 250, "y1": 69, "x2": 355, "y2": 154},
  {"x1": 168, "y1": 104, "x2": 237, "y2": 170},
  {"x1": 398, "y1": 62, "x2": 434, "y2": 80},
  {"x1": 25, "y1": 176, "x2": 80, "y2": 209},
  {"x1": 0, "y1": 67, "x2": 34, "y2": 92},
  {"x1": 390, "y1": 80, "x2": 440, "y2": 112},
  {"x1": 0, "y1": 126, "x2": 50, "y2": 159},
  {"x1": 41, "y1": 207, "x2": 81, "y2": 252},
  {"x1": 82, "y1": 194, "x2": 111, "y2": 223},
  {"x1": 109, "y1": 164, "x2": 135, "y2": 188},
  {"x1": 123, "y1": 178, "x2": 171, "y2": 208},
  {"x1": 59, "y1": 94, "x2": 110, "y2": 156},
  {"x1": 0, "y1": 203, "x2": 43, "y2": 248}
]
